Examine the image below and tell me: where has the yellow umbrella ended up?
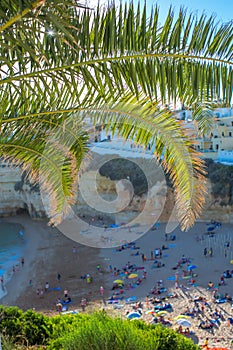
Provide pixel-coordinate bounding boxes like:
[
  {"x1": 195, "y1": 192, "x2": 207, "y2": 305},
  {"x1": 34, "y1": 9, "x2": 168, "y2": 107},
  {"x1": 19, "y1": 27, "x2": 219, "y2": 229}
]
[
  {"x1": 156, "y1": 310, "x2": 168, "y2": 316},
  {"x1": 230, "y1": 260, "x2": 233, "y2": 264},
  {"x1": 174, "y1": 315, "x2": 190, "y2": 320},
  {"x1": 128, "y1": 273, "x2": 138, "y2": 279},
  {"x1": 113, "y1": 279, "x2": 123, "y2": 284}
]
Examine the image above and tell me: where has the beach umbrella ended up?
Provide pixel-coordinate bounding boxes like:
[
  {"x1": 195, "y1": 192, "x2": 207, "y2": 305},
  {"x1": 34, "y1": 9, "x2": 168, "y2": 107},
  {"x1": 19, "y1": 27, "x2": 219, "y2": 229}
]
[
  {"x1": 230, "y1": 260, "x2": 233, "y2": 264},
  {"x1": 176, "y1": 319, "x2": 192, "y2": 327},
  {"x1": 174, "y1": 315, "x2": 190, "y2": 320},
  {"x1": 207, "y1": 226, "x2": 215, "y2": 231},
  {"x1": 128, "y1": 273, "x2": 138, "y2": 279},
  {"x1": 156, "y1": 310, "x2": 168, "y2": 316},
  {"x1": 187, "y1": 265, "x2": 197, "y2": 270},
  {"x1": 113, "y1": 279, "x2": 123, "y2": 284},
  {"x1": 126, "y1": 312, "x2": 141, "y2": 320}
]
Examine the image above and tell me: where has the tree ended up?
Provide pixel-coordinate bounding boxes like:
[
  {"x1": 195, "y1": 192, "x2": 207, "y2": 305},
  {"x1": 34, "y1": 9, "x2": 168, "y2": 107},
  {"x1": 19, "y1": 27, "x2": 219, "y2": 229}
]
[{"x1": 0, "y1": 0, "x2": 232, "y2": 229}]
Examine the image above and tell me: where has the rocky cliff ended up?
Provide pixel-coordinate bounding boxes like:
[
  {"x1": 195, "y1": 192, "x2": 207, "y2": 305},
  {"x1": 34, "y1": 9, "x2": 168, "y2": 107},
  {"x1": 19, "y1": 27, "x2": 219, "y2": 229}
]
[
  {"x1": 0, "y1": 162, "x2": 48, "y2": 218},
  {"x1": 1, "y1": 156, "x2": 233, "y2": 225}
]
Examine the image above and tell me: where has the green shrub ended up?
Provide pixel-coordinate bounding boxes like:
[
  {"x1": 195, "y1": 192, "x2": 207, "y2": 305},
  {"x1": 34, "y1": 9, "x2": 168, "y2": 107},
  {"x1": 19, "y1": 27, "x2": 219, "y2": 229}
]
[
  {"x1": 0, "y1": 307, "x2": 200, "y2": 350},
  {"x1": 0, "y1": 306, "x2": 50, "y2": 346},
  {"x1": 0, "y1": 306, "x2": 23, "y2": 340},
  {"x1": 47, "y1": 312, "x2": 199, "y2": 350}
]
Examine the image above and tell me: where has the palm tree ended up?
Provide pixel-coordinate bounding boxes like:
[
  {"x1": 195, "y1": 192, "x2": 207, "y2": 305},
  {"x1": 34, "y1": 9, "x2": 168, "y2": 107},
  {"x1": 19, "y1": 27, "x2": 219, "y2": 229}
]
[{"x1": 0, "y1": 0, "x2": 232, "y2": 229}]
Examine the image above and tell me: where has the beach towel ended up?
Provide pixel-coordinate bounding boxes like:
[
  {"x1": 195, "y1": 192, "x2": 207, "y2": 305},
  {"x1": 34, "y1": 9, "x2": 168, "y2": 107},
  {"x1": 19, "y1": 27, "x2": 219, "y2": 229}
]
[
  {"x1": 48, "y1": 287, "x2": 61, "y2": 292},
  {"x1": 154, "y1": 303, "x2": 172, "y2": 310},
  {"x1": 216, "y1": 298, "x2": 227, "y2": 304},
  {"x1": 167, "y1": 276, "x2": 176, "y2": 281},
  {"x1": 126, "y1": 296, "x2": 137, "y2": 303},
  {"x1": 159, "y1": 288, "x2": 167, "y2": 293},
  {"x1": 113, "y1": 304, "x2": 124, "y2": 309},
  {"x1": 107, "y1": 300, "x2": 119, "y2": 304},
  {"x1": 61, "y1": 310, "x2": 78, "y2": 315}
]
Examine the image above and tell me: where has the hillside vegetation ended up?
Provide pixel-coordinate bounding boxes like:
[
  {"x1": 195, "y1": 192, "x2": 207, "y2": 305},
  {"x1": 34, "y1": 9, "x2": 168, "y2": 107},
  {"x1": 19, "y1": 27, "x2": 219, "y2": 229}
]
[{"x1": 0, "y1": 306, "x2": 199, "y2": 349}]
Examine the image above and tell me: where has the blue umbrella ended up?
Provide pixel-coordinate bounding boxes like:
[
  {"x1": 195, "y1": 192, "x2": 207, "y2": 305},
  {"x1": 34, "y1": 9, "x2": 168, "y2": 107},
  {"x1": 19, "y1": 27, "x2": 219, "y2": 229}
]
[
  {"x1": 207, "y1": 226, "x2": 215, "y2": 231},
  {"x1": 126, "y1": 312, "x2": 141, "y2": 319},
  {"x1": 187, "y1": 265, "x2": 197, "y2": 270}
]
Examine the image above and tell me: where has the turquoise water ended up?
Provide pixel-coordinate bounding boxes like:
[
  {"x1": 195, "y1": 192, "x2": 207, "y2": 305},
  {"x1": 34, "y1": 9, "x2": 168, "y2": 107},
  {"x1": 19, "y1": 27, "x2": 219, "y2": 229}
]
[{"x1": 0, "y1": 222, "x2": 25, "y2": 299}]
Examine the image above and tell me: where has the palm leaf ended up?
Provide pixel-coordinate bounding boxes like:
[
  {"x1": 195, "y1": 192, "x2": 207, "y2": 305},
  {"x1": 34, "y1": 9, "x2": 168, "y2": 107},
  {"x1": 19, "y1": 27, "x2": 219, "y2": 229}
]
[
  {"x1": 81, "y1": 92, "x2": 206, "y2": 229},
  {"x1": 0, "y1": 1, "x2": 232, "y2": 228}
]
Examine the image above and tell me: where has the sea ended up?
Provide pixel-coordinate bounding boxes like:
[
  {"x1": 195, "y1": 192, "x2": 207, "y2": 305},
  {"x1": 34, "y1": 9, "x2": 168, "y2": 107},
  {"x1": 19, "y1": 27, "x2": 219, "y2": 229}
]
[{"x1": 0, "y1": 222, "x2": 26, "y2": 299}]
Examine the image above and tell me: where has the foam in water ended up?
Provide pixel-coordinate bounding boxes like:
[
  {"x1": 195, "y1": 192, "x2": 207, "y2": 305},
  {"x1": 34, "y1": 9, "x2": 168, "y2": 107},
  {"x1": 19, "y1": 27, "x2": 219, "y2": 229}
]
[{"x1": 0, "y1": 222, "x2": 25, "y2": 299}]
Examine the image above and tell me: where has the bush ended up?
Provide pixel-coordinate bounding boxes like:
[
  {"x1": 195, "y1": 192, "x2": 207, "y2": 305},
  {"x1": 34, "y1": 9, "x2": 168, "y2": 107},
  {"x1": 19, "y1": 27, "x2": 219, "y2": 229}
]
[
  {"x1": 0, "y1": 306, "x2": 50, "y2": 346},
  {"x1": 47, "y1": 312, "x2": 199, "y2": 350},
  {"x1": 0, "y1": 307, "x2": 199, "y2": 349}
]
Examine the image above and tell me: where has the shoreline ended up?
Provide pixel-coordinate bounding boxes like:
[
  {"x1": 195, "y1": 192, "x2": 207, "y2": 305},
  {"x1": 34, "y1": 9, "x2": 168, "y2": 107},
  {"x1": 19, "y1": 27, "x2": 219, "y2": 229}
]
[
  {"x1": 1, "y1": 214, "x2": 108, "y2": 313},
  {"x1": 1, "y1": 215, "x2": 233, "y2": 348}
]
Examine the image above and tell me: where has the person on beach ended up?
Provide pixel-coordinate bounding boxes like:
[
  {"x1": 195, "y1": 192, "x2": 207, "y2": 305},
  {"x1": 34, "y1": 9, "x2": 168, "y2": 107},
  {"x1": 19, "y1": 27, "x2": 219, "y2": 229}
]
[
  {"x1": 81, "y1": 298, "x2": 87, "y2": 311},
  {"x1": 203, "y1": 337, "x2": 209, "y2": 349},
  {"x1": 57, "y1": 273, "x2": 61, "y2": 282},
  {"x1": 0, "y1": 276, "x2": 4, "y2": 289},
  {"x1": 56, "y1": 301, "x2": 62, "y2": 312},
  {"x1": 224, "y1": 248, "x2": 227, "y2": 258},
  {"x1": 21, "y1": 257, "x2": 24, "y2": 267},
  {"x1": 45, "y1": 282, "x2": 49, "y2": 292},
  {"x1": 86, "y1": 274, "x2": 91, "y2": 284},
  {"x1": 100, "y1": 286, "x2": 104, "y2": 296},
  {"x1": 209, "y1": 247, "x2": 213, "y2": 257},
  {"x1": 204, "y1": 247, "x2": 207, "y2": 257}
]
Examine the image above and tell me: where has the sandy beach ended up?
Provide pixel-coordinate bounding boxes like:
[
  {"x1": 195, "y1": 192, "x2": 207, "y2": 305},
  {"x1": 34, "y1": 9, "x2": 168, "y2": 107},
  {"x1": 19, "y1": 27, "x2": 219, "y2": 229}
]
[{"x1": 1, "y1": 215, "x2": 233, "y2": 348}]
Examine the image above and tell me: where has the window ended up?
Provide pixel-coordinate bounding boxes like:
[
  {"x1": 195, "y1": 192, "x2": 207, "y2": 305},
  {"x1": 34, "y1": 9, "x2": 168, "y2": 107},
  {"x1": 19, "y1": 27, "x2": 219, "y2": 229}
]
[
  {"x1": 229, "y1": 132, "x2": 232, "y2": 137},
  {"x1": 222, "y1": 132, "x2": 224, "y2": 136}
]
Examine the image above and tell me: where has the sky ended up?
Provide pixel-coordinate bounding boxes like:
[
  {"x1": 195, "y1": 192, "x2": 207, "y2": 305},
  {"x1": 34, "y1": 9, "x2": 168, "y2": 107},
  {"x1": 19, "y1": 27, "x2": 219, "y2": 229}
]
[
  {"x1": 88, "y1": 0, "x2": 233, "y2": 23},
  {"x1": 147, "y1": 0, "x2": 233, "y2": 23}
]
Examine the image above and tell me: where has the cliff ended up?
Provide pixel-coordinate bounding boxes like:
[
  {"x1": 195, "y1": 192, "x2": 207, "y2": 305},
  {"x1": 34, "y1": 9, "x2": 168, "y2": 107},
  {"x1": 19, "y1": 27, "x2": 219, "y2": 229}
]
[
  {"x1": 1, "y1": 156, "x2": 233, "y2": 225},
  {"x1": 0, "y1": 163, "x2": 48, "y2": 218}
]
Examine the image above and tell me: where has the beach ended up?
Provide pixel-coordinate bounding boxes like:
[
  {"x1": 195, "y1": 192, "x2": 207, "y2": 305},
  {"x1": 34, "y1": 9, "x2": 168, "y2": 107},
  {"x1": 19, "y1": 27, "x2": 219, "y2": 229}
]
[{"x1": 1, "y1": 214, "x2": 233, "y2": 348}]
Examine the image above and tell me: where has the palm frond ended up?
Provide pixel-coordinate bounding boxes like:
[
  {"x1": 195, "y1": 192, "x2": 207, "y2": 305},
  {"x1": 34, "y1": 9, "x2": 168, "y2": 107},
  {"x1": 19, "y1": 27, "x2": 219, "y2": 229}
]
[
  {"x1": 82, "y1": 92, "x2": 206, "y2": 229},
  {"x1": 0, "y1": 1, "x2": 232, "y2": 228},
  {"x1": 0, "y1": 118, "x2": 89, "y2": 223}
]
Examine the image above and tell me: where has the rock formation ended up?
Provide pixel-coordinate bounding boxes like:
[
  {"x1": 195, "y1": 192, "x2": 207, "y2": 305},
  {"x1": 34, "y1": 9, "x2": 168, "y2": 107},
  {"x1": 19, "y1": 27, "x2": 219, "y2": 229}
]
[{"x1": 1, "y1": 156, "x2": 233, "y2": 225}]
